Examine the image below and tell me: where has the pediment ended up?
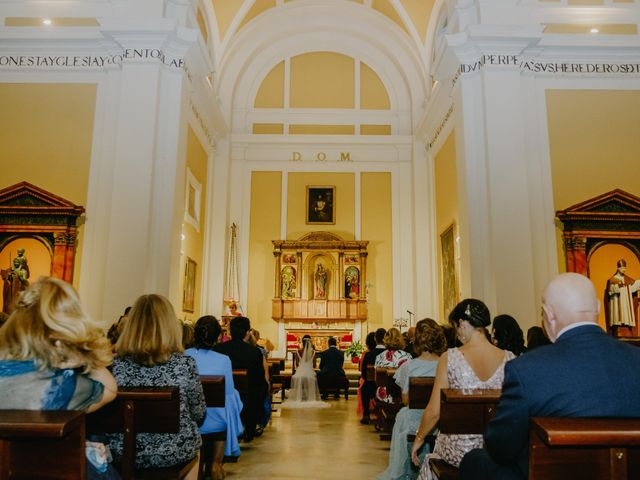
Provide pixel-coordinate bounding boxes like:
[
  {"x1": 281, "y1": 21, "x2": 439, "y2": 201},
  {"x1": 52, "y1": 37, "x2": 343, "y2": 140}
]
[
  {"x1": 557, "y1": 189, "x2": 640, "y2": 218},
  {"x1": 0, "y1": 182, "x2": 85, "y2": 219}
]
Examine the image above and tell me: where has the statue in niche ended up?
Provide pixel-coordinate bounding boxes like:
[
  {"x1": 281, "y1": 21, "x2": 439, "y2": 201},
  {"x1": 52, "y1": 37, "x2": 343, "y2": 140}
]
[
  {"x1": 281, "y1": 266, "x2": 297, "y2": 299},
  {"x1": 1, "y1": 248, "x2": 30, "y2": 314},
  {"x1": 604, "y1": 258, "x2": 640, "y2": 335},
  {"x1": 344, "y1": 266, "x2": 360, "y2": 300},
  {"x1": 314, "y1": 264, "x2": 328, "y2": 299}
]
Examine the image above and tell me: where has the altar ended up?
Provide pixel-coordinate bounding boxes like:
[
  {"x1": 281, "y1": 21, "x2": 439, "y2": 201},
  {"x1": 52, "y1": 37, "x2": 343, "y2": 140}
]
[{"x1": 272, "y1": 232, "x2": 368, "y2": 356}]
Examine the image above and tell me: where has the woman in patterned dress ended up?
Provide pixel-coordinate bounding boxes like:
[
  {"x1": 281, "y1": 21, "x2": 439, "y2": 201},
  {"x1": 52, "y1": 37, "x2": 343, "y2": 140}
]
[
  {"x1": 108, "y1": 294, "x2": 206, "y2": 480},
  {"x1": 410, "y1": 299, "x2": 515, "y2": 480},
  {"x1": 374, "y1": 328, "x2": 413, "y2": 404}
]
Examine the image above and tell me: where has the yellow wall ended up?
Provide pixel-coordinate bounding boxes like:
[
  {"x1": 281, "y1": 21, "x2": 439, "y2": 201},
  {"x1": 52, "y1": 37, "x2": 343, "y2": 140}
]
[
  {"x1": 588, "y1": 243, "x2": 640, "y2": 330},
  {"x1": 399, "y1": 0, "x2": 436, "y2": 40},
  {"x1": 286, "y1": 172, "x2": 355, "y2": 240},
  {"x1": 211, "y1": 0, "x2": 244, "y2": 39},
  {"x1": 546, "y1": 90, "x2": 640, "y2": 270},
  {"x1": 0, "y1": 238, "x2": 52, "y2": 312},
  {"x1": 178, "y1": 126, "x2": 209, "y2": 321},
  {"x1": 0, "y1": 83, "x2": 97, "y2": 285},
  {"x1": 254, "y1": 61, "x2": 284, "y2": 108},
  {"x1": 361, "y1": 172, "x2": 393, "y2": 327},
  {"x1": 248, "y1": 172, "x2": 282, "y2": 347},
  {"x1": 434, "y1": 131, "x2": 459, "y2": 323},
  {"x1": 290, "y1": 52, "x2": 355, "y2": 109},
  {"x1": 361, "y1": 62, "x2": 390, "y2": 110}
]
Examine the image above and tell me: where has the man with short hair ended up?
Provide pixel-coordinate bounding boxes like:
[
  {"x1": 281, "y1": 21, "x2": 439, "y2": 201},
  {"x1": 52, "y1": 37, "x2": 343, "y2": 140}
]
[
  {"x1": 318, "y1": 337, "x2": 346, "y2": 399},
  {"x1": 215, "y1": 316, "x2": 268, "y2": 442},
  {"x1": 360, "y1": 327, "x2": 387, "y2": 424},
  {"x1": 460, "y1": 273, "x2": 640, "y2": 479}
]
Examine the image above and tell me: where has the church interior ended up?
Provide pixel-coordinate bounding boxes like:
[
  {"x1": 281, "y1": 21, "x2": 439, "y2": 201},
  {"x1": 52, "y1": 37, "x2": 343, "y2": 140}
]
[{"x1": 1, "y1": 0, "x2": 640, "y2": 478}]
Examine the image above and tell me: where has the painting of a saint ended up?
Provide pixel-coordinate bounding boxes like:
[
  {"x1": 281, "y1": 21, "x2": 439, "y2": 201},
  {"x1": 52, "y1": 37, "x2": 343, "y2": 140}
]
[
  {"x1": 344, "y1": 266, "x2": 359, "y2": 299},
  {"x1": 604, "y1": 258, "x2": 640, "y2": 336},
  {"x1": 282, "y1": 266, "x2": 297, "y2": 299},
  {"x1": 307, "y1": 186, "x2": 335, "y2": 224},
  {"x1": 314, "y1": 264, "x2": 328, "y2": 299},
  {"x1": 441, "y1": 224, "x2": 459, "y2": 319}
]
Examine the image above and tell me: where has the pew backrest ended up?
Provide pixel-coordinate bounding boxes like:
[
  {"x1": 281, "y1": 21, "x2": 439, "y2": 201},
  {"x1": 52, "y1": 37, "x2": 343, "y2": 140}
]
[
  {"x1": 200, "y1": 375, "x2": 225, "y2": 408},
  {"x1": 0, "y1": 409, "x2": 86, "y2": 480},
  {"x1": 232, "y1": 369, "x2": 249, "y2": 395},
  {"x1": 375, "y1": 367, "x2": 387, "y2": 387},
  {"x1": 439, "y1": 388, "x2": 501, "y2": 434},
  {"x1": 408, "y1": 377, "x2": 435, "y2": 410},
  {"x1": 529, "y1": 417, "x2": 640, "y2": 480},
  {"x1": 87, "y1": 386, "x2": 181, "y2": 480},
  {"x1": 366, "y1": 364, "x2": 375, "y2": 382}
]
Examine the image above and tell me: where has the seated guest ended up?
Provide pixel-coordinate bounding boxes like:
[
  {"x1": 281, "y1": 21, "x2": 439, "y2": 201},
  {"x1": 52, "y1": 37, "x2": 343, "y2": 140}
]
[
  {"x1": 491, "y1": 314, "x2": 526, "y2": 356},
  {"x1": 360, "y1": 327, "x2": 386, "y2": 424},
  {"x1": 185, "y1": 316, "x2": 243, "y2": 480},
  {"x1": 317, "y1": 336, "x2": 346, "y2": 400},
  {"x1": 246, "y1": 327, "x2": 271, "y2": 432},
  {"x1": 378, "y1": 318, "x2": 447, "y2": 480},
  {"x1": 404, "y1": 326, "x2": 417, "y2": 358},
  {"x1": 110, "y1": 294, "x2": 205, "y2": 479},
  {"x1": 215, "y1": 316, "x2": 268, "y2": 442},
  {"x1": 411, "y1": 299, "x2": 515, "y2": 480},
  {"x1": 459, "y1": 273, "x2": 640, "y2": 480},
  {"x1": 0, "y1": 277, "x2": 118, "y2": 479},
  {"x1": 182, "y1": 322, "x2": 195, "y2": 349},
  {"x1": 526, "y1": 325, "x2": 550, "y2": 350},
  {"x1": 375, "y1": 327, "x2": 412, "y2": 403}
]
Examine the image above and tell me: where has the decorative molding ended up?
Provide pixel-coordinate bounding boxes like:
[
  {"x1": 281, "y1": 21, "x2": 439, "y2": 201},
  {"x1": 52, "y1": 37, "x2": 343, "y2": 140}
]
[{"x1": 427, "y1": 104, "x2": 454, "y2": 150}]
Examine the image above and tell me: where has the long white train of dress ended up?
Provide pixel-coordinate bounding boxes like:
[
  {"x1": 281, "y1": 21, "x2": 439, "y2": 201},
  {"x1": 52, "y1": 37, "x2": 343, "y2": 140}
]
[{"x1": 282, "y1": 342, "x2": 330, "y2": 409}]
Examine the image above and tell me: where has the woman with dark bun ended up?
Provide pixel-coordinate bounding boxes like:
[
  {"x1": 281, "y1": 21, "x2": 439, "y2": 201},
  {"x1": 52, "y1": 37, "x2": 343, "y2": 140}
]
[
  {"x1": 491, "y1": 314, "x2": 526, "y2": 356},
  {"x1": 185, "y1": 315, "x2": 243, "y2": 480},
  {"x1": 411, "y1": 299, "x2": 515, "y2": 480}
]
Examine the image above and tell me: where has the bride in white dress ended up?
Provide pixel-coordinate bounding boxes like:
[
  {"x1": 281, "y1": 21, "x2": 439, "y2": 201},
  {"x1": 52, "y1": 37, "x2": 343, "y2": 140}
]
[{"x1": 282, "y1": 339, "x2": 329, "y2": 409}]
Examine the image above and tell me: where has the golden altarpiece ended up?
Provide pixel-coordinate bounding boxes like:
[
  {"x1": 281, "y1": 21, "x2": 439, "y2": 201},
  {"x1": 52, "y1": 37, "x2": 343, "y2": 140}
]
[{"x1": 272, "y1": 232, "x2": 368, "y2": 351}]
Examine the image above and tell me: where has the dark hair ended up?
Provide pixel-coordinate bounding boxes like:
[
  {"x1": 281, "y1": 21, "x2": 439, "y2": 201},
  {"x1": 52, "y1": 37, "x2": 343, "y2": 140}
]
[
  {"x1": 328, "y1": 336, "x2": 337, "y2": 347},
  {"x1": 414, "y1": 318, "x2": 447, "y2": 356},
  {"x1": 492, "y1": 314, "x2": 525, "y2": 355},
  {"x1": 374, "y1": 327, "x2": 387, "y2": 344},
  {"x1": 526, "y1": 326, "x2": 550, "y2": 350},
  {"x1": 123, "y1": 306, "x2": 132, "y2": 315},
  {"x1": 449, "y1": 298, "x2": 491, "y2": 329},
  {"x1": 193, "y1": 315, "x2": 221, "y2": 350},
  {"x1": 182, "y1": 323, "x2": 195, "y2": 349},
  {"x1": 229, "y1": 316, "x2": 250, "y2": 340},
  {"x1": 441, "y1": 325, "x2": 460, "y2": 348},
  {"x1": 365, "y1": 332, "x2": 376, "y2": 351}
]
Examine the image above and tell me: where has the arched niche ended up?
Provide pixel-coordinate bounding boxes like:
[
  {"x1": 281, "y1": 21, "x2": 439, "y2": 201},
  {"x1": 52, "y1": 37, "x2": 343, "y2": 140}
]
[
  {"x1": 557, "y1": 189, "x2": 640, "y2": 339},
  {"x1": 0, "y1": 182, "x2": 85, "y2": 284}
]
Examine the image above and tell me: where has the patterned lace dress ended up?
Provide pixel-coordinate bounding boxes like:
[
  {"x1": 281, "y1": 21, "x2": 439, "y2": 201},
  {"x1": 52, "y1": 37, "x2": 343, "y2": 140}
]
[{"x1": 417, "y1": 348, "x2": 515, "y2": 480}]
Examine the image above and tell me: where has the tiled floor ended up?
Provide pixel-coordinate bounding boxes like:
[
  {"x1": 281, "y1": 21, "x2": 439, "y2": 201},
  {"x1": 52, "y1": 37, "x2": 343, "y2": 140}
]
[{"x1": 224, "y1": 397, "x2": 390, "y2": 479}]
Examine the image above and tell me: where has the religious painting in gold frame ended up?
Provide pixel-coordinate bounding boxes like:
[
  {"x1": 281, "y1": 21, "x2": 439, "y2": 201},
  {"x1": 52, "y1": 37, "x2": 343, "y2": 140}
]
[
  {"x1": 306, "y1": 186, "x2": 335, "y2": 224},
  {"x1": 441, "y1": 223, "x2": 459, "y2": 319},
  {"x1": 182, "y1": 257, "x2": 197, "y2": 313}
]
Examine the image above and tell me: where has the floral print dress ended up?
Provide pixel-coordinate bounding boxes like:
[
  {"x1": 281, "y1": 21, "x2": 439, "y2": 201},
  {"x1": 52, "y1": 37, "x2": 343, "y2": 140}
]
[
  {"x1": 374, "y1": 349, "x2": 413, "y2": 403},
  {"x1": 417, "y1": 348, "x2": 515, "y2": 480}
]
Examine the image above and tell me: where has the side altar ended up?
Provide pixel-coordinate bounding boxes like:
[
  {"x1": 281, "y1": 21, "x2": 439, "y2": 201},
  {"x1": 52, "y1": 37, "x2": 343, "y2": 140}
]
[{"x1": 272, "y1": 232, "x2": 368, "y2": 355}]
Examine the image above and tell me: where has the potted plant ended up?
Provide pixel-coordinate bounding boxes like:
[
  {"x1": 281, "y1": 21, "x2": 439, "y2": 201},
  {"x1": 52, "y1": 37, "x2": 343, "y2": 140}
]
[{"x1": 344, "y1": 340, "x2": 365, "y2": 364}]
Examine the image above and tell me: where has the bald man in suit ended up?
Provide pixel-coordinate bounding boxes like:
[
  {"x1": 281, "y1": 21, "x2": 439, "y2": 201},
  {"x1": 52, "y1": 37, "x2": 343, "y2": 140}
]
[{"x1": 460, "y1": 273, "x2": 640, "y2": 480}]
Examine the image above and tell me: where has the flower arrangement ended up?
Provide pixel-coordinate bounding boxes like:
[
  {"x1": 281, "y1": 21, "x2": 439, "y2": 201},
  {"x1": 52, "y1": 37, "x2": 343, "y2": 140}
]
[{"x1": 344, "y1": 340, "x2": 364, "y2": 359}]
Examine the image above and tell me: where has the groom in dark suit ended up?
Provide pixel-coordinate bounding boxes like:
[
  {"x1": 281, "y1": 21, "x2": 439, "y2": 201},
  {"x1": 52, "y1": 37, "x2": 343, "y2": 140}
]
[
  {"x1": 460, "y1": 273, "x2": 640, "y2": 480},
  {"x1": 318, "y1": 337, "x2": 346, "y2": 399}
]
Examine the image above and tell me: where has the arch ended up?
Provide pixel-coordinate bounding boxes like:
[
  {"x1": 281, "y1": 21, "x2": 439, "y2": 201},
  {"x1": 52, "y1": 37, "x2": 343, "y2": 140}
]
[
  {"x1": 423, "y1": 0, "x2": 448, "y2": 89},
  {"x1": 217, "y1": 1, "x2": 426, "y2": 132}
]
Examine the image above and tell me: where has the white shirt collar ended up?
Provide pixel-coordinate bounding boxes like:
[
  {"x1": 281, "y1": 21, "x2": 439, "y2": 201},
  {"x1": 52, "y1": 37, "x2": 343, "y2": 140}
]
[
  {"x1": 555, "y1": 321, "x2": 599, "y2": 340},
  {"x1": 376, "y1": 344, "x2": 385, "y2": 348}
]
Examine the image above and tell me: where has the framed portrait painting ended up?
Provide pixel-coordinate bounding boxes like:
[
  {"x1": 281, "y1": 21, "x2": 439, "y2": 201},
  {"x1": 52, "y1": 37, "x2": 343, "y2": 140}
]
[
  {"x1": 306, "y1": 186, "x2": 335, "y2": 224},
  {"x1": 440, "y1": 223, "x2": 459, "y2": 319},
  {"x1": 182, "y1": 257, "x2": 197, "y2": 313}
]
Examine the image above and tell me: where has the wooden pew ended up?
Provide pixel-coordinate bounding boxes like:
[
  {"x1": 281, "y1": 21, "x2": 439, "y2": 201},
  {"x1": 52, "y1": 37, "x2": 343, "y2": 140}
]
[
  {"x1": 366, "y1": 364, "x2": 375, "y2": 382},
  {"x1": 429, "y1": 388, "x2": 502, "y2": 480},
  {"x1": 317, "y1": 373, "x2": 349, "y2": 400},
  {"x1": 374, "y1": 367, "x2": 402, "y2": 435},
  {"x1": 408, "y1": 377, "x2": 435, "y2": 410},
  {"x1": 271, "y1": 373, "x2": 292, "y2": 402},
  {"x1": 232, "y1": 369, "x2": 249, "y2": 395},
  {"x1": 87, "y1": 386, "x2": 198, "y2": 480},
  {"x1": 529, "y1": 417, "x2": 640, "y2": 480},
  {"x1": 267, "y1": 358, "x2": 285, "y2": 377},
  {"x1": 0, "y1": 410, "x2": 86, "y2": 480},
  {"x1": 198, "y1": 376, "x2": 226, "y2": 480}
]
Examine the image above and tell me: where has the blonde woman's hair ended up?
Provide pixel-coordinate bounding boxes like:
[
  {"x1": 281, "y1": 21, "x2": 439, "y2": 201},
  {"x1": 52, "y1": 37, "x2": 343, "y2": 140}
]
[
  {"x1": 383, "y1": 327, "x2": 405, "y2": 351},
  {"x1": 115, "y1": 294, "x2": 183, "y2": 366},
  {"x1": 0, "y1": 277, "x2": 112, "y2": 372},
  {"x1": 413, "y1": 318, "x2": 447, "y2": 356}
]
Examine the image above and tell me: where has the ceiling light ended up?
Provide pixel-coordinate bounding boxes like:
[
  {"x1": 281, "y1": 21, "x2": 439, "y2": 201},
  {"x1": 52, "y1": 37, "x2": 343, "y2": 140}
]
[
  {"x1": 590, "y1": 28, "x2": 599, "y2": 34},
  {"x1": 42, "y1": 18, "x2": 52, "y2": 26}
]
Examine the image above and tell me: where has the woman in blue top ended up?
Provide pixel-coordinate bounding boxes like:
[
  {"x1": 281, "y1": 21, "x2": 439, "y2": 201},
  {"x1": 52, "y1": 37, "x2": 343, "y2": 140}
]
[
  {"x1": 378, "y1": 318, "x2": 447, "y2": 480},
  {"x1": 185, "y1": 315, "x2": 243, "y2": 480}
]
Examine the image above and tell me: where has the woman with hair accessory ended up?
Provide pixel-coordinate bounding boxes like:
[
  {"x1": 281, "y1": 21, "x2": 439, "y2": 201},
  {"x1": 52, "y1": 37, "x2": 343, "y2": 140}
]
[
  {"x1": 0, "y1": 276, "x2": 118, "y2": 478},
  {"x1": 411, "y1": 299, "x2": 515, "y2": 480},
  {"x1": 186, "y1": 315, "x2": 243, "y2": 480},
  {"x1": 109, "y1": 294, "x2": 205, "y2": 480},
  {"x1": 378, "y1": 318, "x2": 448, "y2": 480}
]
